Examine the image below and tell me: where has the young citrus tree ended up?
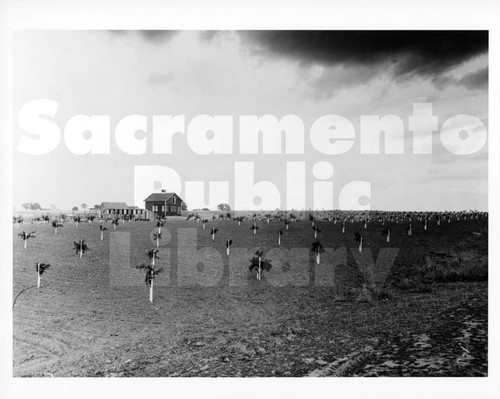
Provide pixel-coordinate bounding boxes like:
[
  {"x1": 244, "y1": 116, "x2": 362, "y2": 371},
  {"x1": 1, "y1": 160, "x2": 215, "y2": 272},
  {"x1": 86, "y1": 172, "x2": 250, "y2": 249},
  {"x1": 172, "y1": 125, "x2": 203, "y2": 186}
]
[
  {"x1": 136, "y1": 262, "x2": 164, "y2": 303},
  {"x1": 18, "y1": 231, "x2": 35, "y2": 249},
  {"x1": 146, "y1": 249, "x2": 159, "y2": 266},
  {"x1": 406, "y1": 224, "x2": 413, "y2": 236},
  {"x1": 210, "y1": 227, "x2": 218, "y2": 241},
  {"x1": 13, "y1": 216, "x2": 23, "y2": 229},
  {"x1": 225, "y1": 238, "x2": 233, "y2": 255},
  {"x1": 156, "y1": 220, "x2": 165, "y2": 233},
  {"x1": 99, "y1": 225, "x2": 108, "y2": 241},
  {"x1": 153, "y1": 232, "x2": 162, "y2": 248},
  {"x1": 73, "y1": 240, "x2": 89, "y2": 258},
  {"x1": 311, "y1": 240, "x2": 324, "y2": 264},
  {"x1": 249, "y1": 250, "x2": 272, "y2": 280},
  {"x1": 250, "y1": 223, "x2": 259, "y2": 235},
  {"x1": 354, "y1": 232, "x2": 363, "y2": 252},
  {"x1": 51, "y1": 220, "x2": 63, "y2": 235},
  {"x1": 382, "y1": 228, "x2": 391, "y2": 243},
  {"x1": 35, "y1": 262, "x2": 51, "y2": 289}
]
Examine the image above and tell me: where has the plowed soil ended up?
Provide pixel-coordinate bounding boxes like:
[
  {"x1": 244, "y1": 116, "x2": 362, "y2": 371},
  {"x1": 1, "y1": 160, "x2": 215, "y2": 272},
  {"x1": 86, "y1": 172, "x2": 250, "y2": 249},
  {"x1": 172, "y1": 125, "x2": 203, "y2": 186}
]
[{"x1": 13, "y1": 216, "x2": 488, "y2": 377}]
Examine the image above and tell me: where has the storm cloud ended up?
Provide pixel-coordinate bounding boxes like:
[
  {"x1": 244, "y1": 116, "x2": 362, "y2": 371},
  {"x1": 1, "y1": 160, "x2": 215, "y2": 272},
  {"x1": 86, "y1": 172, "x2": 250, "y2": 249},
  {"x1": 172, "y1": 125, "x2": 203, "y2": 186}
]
[
  {"x1": 239, "y1": 31, "x2": 488, "y2": 78},
  {"x1": 459, "y1": 67, "x2": 488, "y2": 90}
]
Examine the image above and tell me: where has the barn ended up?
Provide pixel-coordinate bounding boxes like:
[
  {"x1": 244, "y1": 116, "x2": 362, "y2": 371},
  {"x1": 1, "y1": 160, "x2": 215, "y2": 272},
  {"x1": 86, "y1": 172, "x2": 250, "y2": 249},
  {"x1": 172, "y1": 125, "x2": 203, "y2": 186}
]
[
  {"x1": 99, "y1": 202, "x2": 129, "y2": 216},
  {"x1": 144, "y1": 191, "x2": 184, "y2": 217},
  {"x1": 99, "y1": 202, "x2": 154, "y2": 220}
]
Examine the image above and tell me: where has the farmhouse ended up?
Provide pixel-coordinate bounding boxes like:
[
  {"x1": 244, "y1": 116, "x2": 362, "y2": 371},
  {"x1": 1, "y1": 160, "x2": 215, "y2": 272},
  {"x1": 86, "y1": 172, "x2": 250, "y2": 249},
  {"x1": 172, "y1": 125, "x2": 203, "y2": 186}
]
[
  {"x1": 144, "y1": 191, "x2": 184, "y2": 217},
  {"x1": 99, "y1": 202, "x2": 154, "y2": 220}
]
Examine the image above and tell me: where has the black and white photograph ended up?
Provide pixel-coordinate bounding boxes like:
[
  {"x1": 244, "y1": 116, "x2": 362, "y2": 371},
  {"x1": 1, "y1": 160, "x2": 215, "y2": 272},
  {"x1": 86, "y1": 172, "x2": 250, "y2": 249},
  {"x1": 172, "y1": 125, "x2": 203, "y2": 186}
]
[{"x1": 1, "y1": 1, "x2": 499, "y2": 398}]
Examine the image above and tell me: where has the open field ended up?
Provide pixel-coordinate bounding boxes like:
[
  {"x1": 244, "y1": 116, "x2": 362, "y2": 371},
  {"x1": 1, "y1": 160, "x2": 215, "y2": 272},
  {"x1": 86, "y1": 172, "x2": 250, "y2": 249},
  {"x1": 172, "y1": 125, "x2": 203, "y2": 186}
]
[{"x1": 13, "y1": 213, "x2": 488, "y2": 377}]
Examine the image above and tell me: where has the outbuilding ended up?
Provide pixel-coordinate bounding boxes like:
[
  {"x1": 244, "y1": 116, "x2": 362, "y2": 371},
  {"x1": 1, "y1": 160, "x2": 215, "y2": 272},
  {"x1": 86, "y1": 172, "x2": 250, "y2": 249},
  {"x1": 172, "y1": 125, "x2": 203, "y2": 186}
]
[{"x1": 99, "y1": 202, "x2": 154, "y2": 220}]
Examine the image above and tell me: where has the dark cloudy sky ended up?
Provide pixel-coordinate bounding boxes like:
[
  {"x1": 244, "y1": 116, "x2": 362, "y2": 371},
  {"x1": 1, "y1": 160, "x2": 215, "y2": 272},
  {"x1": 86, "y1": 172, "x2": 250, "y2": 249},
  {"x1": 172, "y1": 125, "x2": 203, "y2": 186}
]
[
  {"x1": 13, "y1": 30, "x2": 488, "y2": 211},
  {"x1": 241, "y1": 31, "x2": 487, "y2": 76}
]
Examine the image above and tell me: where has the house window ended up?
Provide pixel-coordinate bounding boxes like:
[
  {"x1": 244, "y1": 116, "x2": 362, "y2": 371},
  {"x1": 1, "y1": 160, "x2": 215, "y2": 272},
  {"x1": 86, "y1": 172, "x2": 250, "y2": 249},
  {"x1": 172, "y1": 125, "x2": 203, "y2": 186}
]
[{"x1": 172, "y1": 197, "x2": 176, "y2": 204}]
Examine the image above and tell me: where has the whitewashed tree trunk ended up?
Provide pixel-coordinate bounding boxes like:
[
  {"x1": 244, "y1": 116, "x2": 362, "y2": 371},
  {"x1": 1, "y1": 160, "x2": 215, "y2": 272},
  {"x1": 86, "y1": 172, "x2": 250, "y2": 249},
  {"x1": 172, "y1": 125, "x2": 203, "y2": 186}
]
[
  {"x1": 359, "y1": 238, "x2": 363, "y2": 253},
  {"x1": 24, "y1": 239, "x2": 27, "y2": 249},
  {"x1": 387, "y1": 231, "x2": 390, "y2": 243},
  {"x1": 150, "y1": 280, "x2": 154, "y2": 303},
  {"x1": 316, "y1": 252, "x2": 320, "y2": 265},
  {"x1": 37, "y1": 270, "x2": 41, "y2": 289}
]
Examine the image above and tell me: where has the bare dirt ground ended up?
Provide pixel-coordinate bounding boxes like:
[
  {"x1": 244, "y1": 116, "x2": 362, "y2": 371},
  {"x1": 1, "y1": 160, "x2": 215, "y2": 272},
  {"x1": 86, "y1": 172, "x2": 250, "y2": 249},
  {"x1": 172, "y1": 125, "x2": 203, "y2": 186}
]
[{"x1": 13, "y1": 216, "x2": 487, "y2": 377}]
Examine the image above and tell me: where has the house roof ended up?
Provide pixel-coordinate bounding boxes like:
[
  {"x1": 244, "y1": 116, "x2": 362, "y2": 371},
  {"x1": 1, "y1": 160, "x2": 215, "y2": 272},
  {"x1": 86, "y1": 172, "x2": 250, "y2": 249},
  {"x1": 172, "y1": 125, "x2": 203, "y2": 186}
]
[
  {"x1": 144, "y1": 193, "x2": 183, "y2": 202},
  {"x1": 100, "y1": 202, "x2": 129, "y2": 209}
]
